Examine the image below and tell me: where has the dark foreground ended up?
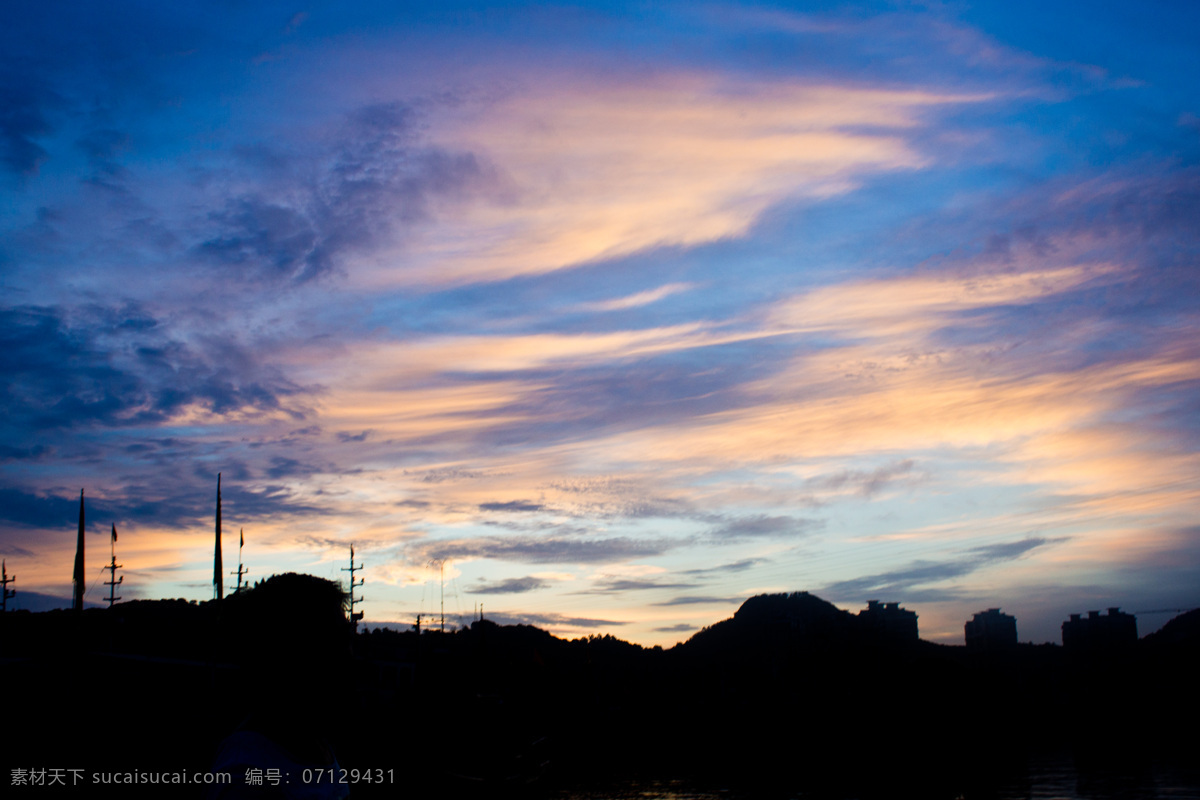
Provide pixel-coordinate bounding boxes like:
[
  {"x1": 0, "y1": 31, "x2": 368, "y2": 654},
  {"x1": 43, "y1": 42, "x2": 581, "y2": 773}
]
[{"x1": 3, "y1": 582, "x2": 1197, "y2": 799}]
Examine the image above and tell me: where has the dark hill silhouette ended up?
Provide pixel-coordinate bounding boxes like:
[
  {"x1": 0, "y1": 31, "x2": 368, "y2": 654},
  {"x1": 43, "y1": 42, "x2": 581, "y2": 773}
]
[
  {"x1": 676, "y1": 591, "x2": 906, "y2": 659},
  {"x1": 1141, "y1": 607, "x2": 1200, "y2": 649},
  {"x1": 733, "y1": 589, "x2": 850, "y2": 627}
]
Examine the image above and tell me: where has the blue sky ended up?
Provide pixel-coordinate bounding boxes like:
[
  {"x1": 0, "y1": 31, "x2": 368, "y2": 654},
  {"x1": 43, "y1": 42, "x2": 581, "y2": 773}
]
[{"x1": 2, "y1": 1, "x2": 1198, "y2": 644}]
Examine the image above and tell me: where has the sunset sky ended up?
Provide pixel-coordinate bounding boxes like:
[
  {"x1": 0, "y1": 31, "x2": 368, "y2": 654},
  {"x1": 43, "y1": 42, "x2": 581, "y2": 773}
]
[{"x1": 3, "y1": 1, "x2": 1198, "y2": 645}]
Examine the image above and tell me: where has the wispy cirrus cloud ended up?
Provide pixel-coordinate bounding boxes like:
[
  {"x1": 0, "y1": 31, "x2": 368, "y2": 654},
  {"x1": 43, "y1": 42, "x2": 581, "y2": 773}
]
[
  {"x1": 820, "y1": 536, "x2": 1065, "y2": 603},
  {"x1": 196, "y1": 101, "x2": 491, "y2": 286},
  {"x1": 406, "y1": 534, "x2": 680, "y2": 566},
  {"x1": 582, "y1": 576, "x2": 698, "y2": 594},
  {"x1": 361, "y1": 74, "x2": 988, "y2": 287},
  {"x1": 766, "y1": 263, "x2": 1114, "y2": 341},
  {"x1": 653, "y1": 595, "x2": 746, "y2": 607},
  {"x1": 704, "y1": 514, "x2": 820, "y2": 541},
  {"x1": 478, "y1": 500, "x2": 545, "y2": 513},
  {"x1": 571, "y1": 283, "x2": 696, "y2": 314},
  {"x1": 470, "y1": 576, "x2": 550, "y2": 594},
  {"x1": 805, "y1": 460, "x2": 920, "y2": 499},
  {"x1": 681, "y1": 559, "x2": 768, "y2": 577},
  {"x1": 476, "y1": 610, "x2": 627, "y2": 630}
]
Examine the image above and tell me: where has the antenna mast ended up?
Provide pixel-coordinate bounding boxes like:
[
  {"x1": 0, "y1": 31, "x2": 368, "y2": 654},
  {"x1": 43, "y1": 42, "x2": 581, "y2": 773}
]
[
  {"x1": 231, "y1": 528, "x2": 248, "y2": 594},
  {"x1": 103, "y1": 524, "x2": 123, "y2": 607},
  {"x1": 342, "y1": 544, "x2": 364, "y2": 630},
  {"x1": 1, "y1": 560, "x2": 14, "y2": 612},
  {"x1": 426, "y1": 558, "x2": 448, "y2": 632}
]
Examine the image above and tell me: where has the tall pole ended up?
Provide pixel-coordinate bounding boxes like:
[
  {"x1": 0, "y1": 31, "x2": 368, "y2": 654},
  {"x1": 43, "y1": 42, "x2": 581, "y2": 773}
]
[
  {"x1": 1, "y1": 560, "x2": 15, "y2": 612},
  {"x1": 342, "y1": 544, "x2": 364, "y2": 630},
  {"x1": 231, "y1": 528, "x2": 248, "y2": 594},
  {"x1": 440, "y1": 560, "x2": 445, "y2": 634},
  {"x1": 73, "y1": 489, "x2": 85, "y2": 612},
  {"x1": 103, "y1": 524, "x2": 122, "y2": 607},
  {"x1": 213, "y1": 473, "x2": 223, "y2": 600}
]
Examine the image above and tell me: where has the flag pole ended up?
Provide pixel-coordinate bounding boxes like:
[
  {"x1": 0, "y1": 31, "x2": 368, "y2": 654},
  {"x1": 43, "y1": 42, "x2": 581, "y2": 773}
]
[
  {"x1": 231, "y1": 527, "x2": 247, "y2": 594},
  {"x1": 213, "y1": 473, "x2": 223, "y2": 600},
  {"x1": 73, "y1": 489, "x2": 85, "y2": 612}
]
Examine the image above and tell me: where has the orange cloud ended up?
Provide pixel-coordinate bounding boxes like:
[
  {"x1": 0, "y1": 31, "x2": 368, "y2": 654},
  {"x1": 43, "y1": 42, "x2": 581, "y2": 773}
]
[
  {"x1": 355, "y1": 74, "x2": 986, "y2": 286},
  {"x1": 768, "y1": 263, "x2": 1112, "y2": 339}
]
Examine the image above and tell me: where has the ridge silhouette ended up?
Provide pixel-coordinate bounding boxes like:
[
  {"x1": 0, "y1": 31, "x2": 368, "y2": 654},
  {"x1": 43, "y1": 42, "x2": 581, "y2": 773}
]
[{"x1": 2, "y1": 584, "x2": 1197, "y2": 798}]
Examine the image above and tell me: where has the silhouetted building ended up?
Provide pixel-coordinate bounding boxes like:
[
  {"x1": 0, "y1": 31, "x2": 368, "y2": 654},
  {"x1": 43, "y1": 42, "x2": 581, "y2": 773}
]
[
  {"x1": 1061, "y1": 607, "x2": 1137, "y2": 653},
  {"x1": 858, "y1": 599, "x2": 918, "y2": 642},
  {"x1": 965, "y1": 608, "x2": 1017, "y2": 651}
]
